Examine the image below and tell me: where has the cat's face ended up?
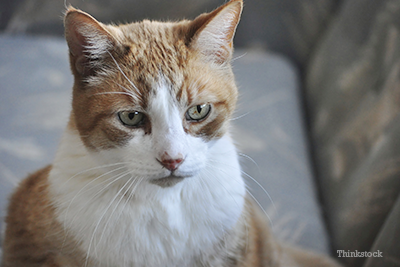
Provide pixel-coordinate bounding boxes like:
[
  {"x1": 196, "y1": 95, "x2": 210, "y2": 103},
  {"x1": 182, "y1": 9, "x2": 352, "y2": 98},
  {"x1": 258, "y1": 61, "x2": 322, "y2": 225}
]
[{"x1": 64, "y1": 1, "x2": 242, "y2": 187}]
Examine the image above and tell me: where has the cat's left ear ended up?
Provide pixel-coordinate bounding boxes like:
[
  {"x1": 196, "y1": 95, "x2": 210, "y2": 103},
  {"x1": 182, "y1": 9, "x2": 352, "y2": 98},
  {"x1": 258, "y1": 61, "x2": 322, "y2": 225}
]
[
  {"x1": 189, "y1": 0, "x2": 243, "y2": 65},
  {"x1": 64, "y1": 6, "x2": 117, "y2": 77}
]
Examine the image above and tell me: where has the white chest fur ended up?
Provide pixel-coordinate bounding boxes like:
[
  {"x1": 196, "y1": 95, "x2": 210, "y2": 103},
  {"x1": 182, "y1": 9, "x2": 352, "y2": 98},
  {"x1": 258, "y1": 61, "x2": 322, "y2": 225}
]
[{"x1": 48, "y1": 130, "x2": 245, "y2": 267}]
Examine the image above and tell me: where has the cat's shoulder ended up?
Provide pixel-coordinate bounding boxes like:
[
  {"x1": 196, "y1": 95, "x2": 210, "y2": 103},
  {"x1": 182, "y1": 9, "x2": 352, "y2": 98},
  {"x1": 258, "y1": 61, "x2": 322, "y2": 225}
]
[
  {"x1": 7, "y1": 165, "x2": 53, "y2": 213},
  {"x1": 2, "y1": 165, "x2": 87, "y2": 266},
  {"x1": 5, "y1": 165, "x2": 55, "y2": 241}
]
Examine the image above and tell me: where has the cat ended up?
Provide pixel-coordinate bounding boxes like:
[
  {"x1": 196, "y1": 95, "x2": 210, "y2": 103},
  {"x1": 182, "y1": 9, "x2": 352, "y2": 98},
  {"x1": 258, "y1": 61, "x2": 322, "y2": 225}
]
[{"x1": 1, "y1": 0, "x2": 342, "y2": 266}]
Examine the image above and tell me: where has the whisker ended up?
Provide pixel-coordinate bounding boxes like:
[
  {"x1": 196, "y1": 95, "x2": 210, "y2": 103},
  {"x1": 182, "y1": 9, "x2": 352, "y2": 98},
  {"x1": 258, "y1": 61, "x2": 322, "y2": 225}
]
[
  {"x1": 205, "y1": 156, "x2": 276, "y2": 234},
  {"x1": 93, "y1": 91, "x2": 136, "y2": 98},
  {"x1": 92, "y1": 82, "x2": 138, "y2": 102},
  {"x1": 113, "y1": 176, "x2": 144, "y2": 223},
  {"x1": 67, "y1": 166, "x2": 127, "y2": 197},
  {"x1": 115, "y1": 82, "x2": 140, "y2": 100},
  {"x1": 61, "y1": 166, "x2": 126, "y2": 229},
  {"x1": 229, "y1": 111, "x2": 251, "y2": 121},
  {"x1": 90, "y1": 170, "x2": 132, "y2": 196},
  {"x1": 85, "y1": 173, "x2": 133, "y2": 267},
  {"x1": 199, "y1": 166, "x2": 250, "y2": 257},
  {"x1": 238, "y1": 152, "x2": 262, "y2": 182},
  {"x1": 107, "y1": 51, "x2": 140, "y2": 95},
  {"x1": 197, "y1": 174, "x2": 227, "y2": 235},
  {"x1": 246, "y1": 189, "x2": 274, "y2": 230},
  {"x1": 62, "y1": 166, "x2": 127, "y2": 217},
  {"x1": 240, "y1": 170, "x2": 276, "y2": 212},
  {"x1": 206, "y1": 157, "x2": 276, "y2": 212},
  {"x1": 64, "y1": 170, "x2": 131, "y2": 231},
  {"x1": 70, "y1": 170, "x2": 132, "y2": 219},
  {"x1": 204, "y1": 164, "x2": 243, "y2": 210},
  {"x1": 95, "y1": 175, "x2": 136, "y2": 254},
  {"x1": 231, "y1": 52, "x2": 247, "y2": 62},
  {"x1": 238, "y1": 153, "x2": 259, "y2": 170},
  {"x1": 60, "y1": 162, "x2": 128, "y2": 188},
  {"x1": 115, "y1": 82, "x2": 132, "y2": 92},
  {"x1": 61, "y1": 168, "x2": 129, "y2": 248}
]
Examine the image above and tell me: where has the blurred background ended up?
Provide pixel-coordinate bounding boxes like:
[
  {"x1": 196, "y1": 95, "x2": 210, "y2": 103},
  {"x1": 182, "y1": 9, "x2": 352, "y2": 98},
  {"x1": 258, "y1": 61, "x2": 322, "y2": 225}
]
[
  {"x1": 1, "y1": 1, "x2": 400, "y2": 267},
  {"x1": 0, "y1": 0, "x2": 341, "y2": 66}
]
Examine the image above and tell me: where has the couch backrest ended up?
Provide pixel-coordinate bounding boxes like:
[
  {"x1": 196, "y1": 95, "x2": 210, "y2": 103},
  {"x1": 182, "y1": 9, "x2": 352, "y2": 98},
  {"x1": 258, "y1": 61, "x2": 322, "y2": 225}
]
[
  {"x1": 306, "y1": 0, "x2": 400, "y2": 266},
  {"x1": 1, "y1": 0, "x2": 339, "y2": 66}
]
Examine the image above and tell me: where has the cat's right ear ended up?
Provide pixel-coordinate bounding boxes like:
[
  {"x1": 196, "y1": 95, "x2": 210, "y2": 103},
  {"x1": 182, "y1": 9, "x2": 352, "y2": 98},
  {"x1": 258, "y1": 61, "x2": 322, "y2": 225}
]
[
  {"x1": 64, "y1": 7, "x2": 115, "y2": 77},
  {"x1": 187, "y1": 0, "x2": 243, "y2": 66}
]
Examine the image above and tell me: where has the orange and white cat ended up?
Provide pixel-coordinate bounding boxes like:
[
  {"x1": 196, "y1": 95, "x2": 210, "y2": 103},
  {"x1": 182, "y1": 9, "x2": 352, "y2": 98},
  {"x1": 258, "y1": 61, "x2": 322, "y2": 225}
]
[{"x1": 2, "y1": 1, "x2": 342, "y2": 266}]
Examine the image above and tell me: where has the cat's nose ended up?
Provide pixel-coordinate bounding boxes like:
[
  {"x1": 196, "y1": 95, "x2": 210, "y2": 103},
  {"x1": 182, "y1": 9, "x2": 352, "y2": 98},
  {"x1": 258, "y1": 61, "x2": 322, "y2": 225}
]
[{"x1": 157, "y1": 152, "x2": 184, "y2": 171}]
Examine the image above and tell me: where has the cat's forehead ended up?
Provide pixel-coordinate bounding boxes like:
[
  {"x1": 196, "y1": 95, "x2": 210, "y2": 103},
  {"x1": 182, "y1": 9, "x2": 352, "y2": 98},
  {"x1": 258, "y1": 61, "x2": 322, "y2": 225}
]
[
  {"x1": 104, "y1": 21, "x2": 189, "y2": 98},
  {"x1": 117, "y1": 21, "x2": 189, "y2": 74}
]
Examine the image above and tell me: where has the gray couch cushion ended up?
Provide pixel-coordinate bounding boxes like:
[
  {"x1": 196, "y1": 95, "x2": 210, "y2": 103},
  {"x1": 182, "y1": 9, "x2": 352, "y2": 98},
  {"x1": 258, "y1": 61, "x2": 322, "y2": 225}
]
[
  {"x1": 232, "y1": 51, "x2": 331, "y2": 253},
  {"x1": 306, "y1": 0, "x2": 400, "y2": 266},
  {"x1": 0, "y1": 35, "x2": 330, "y2": 257}
]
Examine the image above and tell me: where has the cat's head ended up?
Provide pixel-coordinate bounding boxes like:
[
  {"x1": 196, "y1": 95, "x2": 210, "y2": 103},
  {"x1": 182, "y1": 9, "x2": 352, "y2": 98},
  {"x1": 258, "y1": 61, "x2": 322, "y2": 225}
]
[{"x1": 64, "y1": 0, "x2": 242, "y2": 187}]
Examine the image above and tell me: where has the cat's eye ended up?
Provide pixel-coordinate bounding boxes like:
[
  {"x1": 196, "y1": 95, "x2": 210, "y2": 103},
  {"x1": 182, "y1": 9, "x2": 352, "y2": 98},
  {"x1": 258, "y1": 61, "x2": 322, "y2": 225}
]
[
  {"x1": 186, "y1": 104, "x2": 211, "y2": 121},
  {"x1": 118, "y1": 111, "x2": 144, "y2": 127}
]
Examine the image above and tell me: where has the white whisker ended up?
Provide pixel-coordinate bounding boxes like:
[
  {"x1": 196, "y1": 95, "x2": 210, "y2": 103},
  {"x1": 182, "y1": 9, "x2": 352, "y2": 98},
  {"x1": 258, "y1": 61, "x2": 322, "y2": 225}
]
[
  {"x1": 206, "y1": 157, "x2": 276, "y2": 212},
  {"x1": 85, "y1": 172, "x2": 133, "y2": 267},
  {"x1": 62, "y1": 166, "x2": 127, "y2": 233},
  {"x1": 107, "y1": 51, "x2": 140, "y2": 95},
  {"x1": 113, "y1": 176, "x2": 144, "y2": 225},
  {"x1": 94, "y1": 91, "x2": 135, "y2": 98},
  {"x1": 95, "y1": 175, "x2": 136, "y2": 254},
  {"x1": 241, "y1": 170, "x2": 276, "y2": 212},
  {"x1": 60, "y1": 162, "x2": 128, "y2": 188},
  {"x1": 65, "y1": 170, "x2": 132, "y2": 237},
  {"x1": 199, "y1": 164, "x2": 251, "y2": 258},
  {"x1": 73, "y1": 170, "x2": 132, "y2": 212},
  {"x1": 229, "y1": 111, "x2": 251, "y2": 121},
  {"x1": 197, "y1": 174, "x2": 227, "y2": 236},
  {"x1": 231, "y1": 52, "x2": 247, "y2": 62},
  {"x1": 67, "y1": 166, "x2": 127, "y2": 198},
  {"x1": 238, "y1": 153, "x2": 259, "y2": 170},
  {"x1": 247, "y1": 189, "x2": 274, "y2": 230}
]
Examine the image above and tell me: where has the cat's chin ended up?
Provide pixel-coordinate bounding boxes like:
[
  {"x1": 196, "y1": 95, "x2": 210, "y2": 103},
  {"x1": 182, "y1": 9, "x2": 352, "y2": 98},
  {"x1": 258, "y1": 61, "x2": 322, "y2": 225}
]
[{"x1": 149, "y1": 174, "x2": 186, "y2": 188}]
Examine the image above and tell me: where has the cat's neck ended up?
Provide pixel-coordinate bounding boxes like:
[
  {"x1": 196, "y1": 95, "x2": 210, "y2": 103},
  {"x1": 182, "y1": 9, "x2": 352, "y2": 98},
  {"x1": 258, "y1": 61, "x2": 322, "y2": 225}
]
[{"x1": 48, "y1": 127, "x2": 246, "y2": 266}]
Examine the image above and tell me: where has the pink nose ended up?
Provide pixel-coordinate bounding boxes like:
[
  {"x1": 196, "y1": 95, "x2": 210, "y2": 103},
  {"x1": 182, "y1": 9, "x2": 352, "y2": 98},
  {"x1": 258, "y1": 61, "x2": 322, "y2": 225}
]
[{"x1": 158, "y1": 153, "x2": 184, "y2": 171}]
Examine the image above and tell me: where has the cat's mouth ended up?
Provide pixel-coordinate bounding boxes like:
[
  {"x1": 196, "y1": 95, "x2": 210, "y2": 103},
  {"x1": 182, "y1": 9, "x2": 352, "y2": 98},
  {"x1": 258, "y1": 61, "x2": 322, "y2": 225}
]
[{"x1": 150, "y1": 174, "x2": 185, "y2": 188}]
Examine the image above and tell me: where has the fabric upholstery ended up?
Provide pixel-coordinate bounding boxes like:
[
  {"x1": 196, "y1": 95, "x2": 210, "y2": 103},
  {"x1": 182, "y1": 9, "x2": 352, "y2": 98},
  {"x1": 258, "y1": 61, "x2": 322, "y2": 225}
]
[
  {"x1": 233, "y1": 50, "x2": 330, "y2": 253},
  {"x1": 363, "y1": 193, "x2": 400, "y2": 267},
  {"x1": 306, "y1": 0, "x2": 400, "y2": 266}
]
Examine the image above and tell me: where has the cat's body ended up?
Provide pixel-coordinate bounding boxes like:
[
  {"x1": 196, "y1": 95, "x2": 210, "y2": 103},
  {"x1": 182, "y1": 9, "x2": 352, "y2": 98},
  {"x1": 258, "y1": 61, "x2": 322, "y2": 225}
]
[{"x1": 2, "y1": 1, "x2": 342, "y2": 266}]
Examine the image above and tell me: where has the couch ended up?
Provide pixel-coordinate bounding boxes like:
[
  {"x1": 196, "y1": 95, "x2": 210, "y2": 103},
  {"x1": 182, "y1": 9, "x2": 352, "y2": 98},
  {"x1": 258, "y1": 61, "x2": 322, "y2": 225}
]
[{"x1": 0, "y1": 0, "x2": 399, "y2": 266}]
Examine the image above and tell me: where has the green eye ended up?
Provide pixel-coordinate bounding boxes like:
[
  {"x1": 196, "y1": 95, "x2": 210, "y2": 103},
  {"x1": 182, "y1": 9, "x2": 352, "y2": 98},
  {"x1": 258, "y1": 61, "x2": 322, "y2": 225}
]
[
  {"x1": 118, "y1": 111, "x2": 144, "y2": 127},
  {"x1": 186, "y1": 104, "x2": 211, "y2": 121}
]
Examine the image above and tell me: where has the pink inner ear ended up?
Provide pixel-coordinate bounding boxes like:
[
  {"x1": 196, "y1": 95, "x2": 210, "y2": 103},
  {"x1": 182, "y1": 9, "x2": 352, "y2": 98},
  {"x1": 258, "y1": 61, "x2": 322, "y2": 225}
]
[
  {"x1": 66, "y1": 21, "x2": 88, "y2": 58},
  {"x1": 188, "y1": 0, "x2": 242, "y2": 65},
  {"x1": 64, "y1": 10, "x2": 115, "y2": 77},
  {"x1": 65, "y1": 11, "x2": 96, "y2": 58},
  {"x1": 65, "y1": 20, "x2": 94, "y2": 76}
]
